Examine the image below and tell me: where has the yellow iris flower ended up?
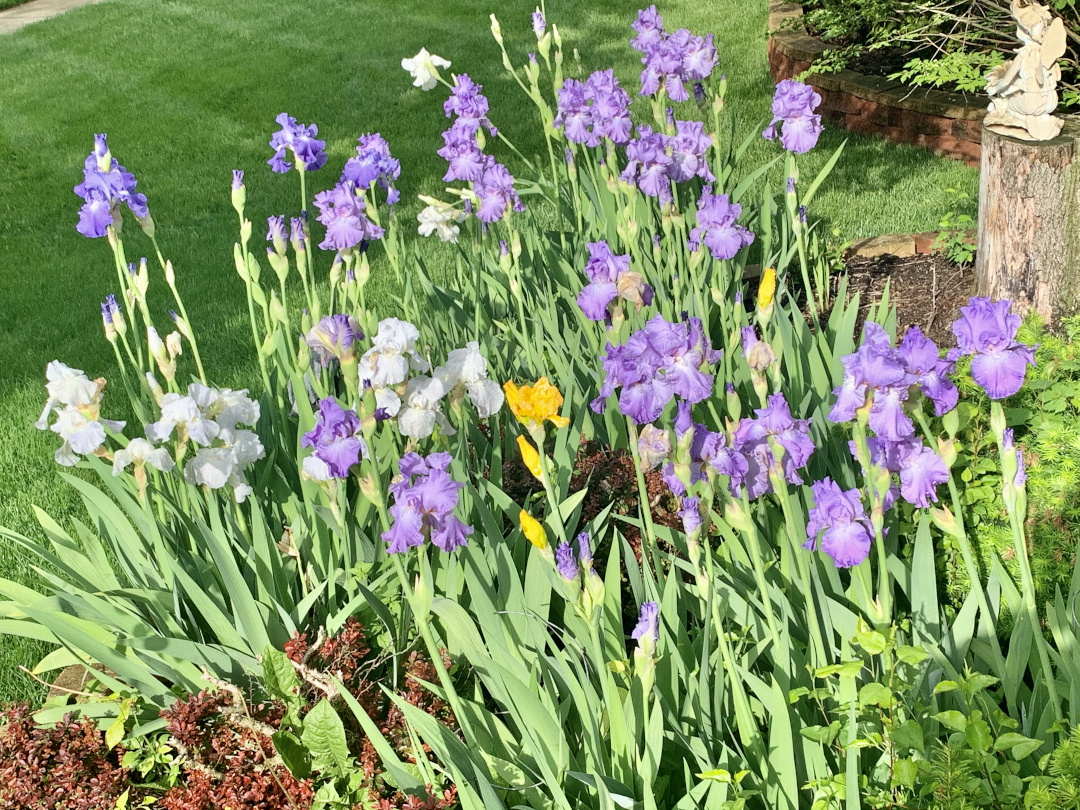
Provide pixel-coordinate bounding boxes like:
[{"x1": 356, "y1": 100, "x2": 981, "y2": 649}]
[
  {"x1": 503, "y1": 377, "x2": 570, "y2": 429},
  {"x1": 519, "y1": 509, "x2": 548, "y2": 551}
]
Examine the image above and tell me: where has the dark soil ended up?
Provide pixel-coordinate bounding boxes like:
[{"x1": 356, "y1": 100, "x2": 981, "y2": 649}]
[{"x1": 839, "y1": 252, "x2": 975, "y2": 348}]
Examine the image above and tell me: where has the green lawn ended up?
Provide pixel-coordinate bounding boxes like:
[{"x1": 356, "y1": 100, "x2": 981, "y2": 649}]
[{"x1": 0, "y1": 0, "x2": 978, "y2": 704}]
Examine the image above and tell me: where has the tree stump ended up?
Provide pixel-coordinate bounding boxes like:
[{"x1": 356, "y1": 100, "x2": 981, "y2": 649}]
[{"x1": 976, "y1": 118, "x2": 1080, "y2": 322}]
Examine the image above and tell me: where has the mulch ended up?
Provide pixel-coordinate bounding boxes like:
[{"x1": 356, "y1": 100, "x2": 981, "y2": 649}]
[{"x1": 839, "y1": 252, "x2": 975, "y2": 348}]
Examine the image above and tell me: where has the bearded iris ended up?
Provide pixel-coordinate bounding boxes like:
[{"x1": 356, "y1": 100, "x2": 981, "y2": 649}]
[
  {"x1": 383, "y1": 452, "x2": 472, "y2": 554},
  {"x1": 804, "y1": 478, "x2": 873, "y2": 568},
  {"x1": 951, "y1": 297, "x2": 1037, "y2": 400},
  {"x1": 593, "y1": 315, "x2": 720, "y2": 424},
  {"x1": 268, "y1": 113, "x2": 327, "y2": 174},
  {"x1": 554, "y1": 71, "x2": 633, "y2": 146},
  {"x1": 763, "y1": 80, "x2": 824, "y2": 154},
  {"x1": 689, "y1": 188, "x2": 755, "y2": 261},
  {"x1": 301, "y1": 399, "x2": 366, "y2": 480},
  {"x1": 73, "y1": 134, "x2": 149, "y2": 238},
  {"x1": 576, "y1": 241, "x2": 654, "y2": 322},
  {"x1": 630, "y1": 8, "x2": 718, "y2": 102}
]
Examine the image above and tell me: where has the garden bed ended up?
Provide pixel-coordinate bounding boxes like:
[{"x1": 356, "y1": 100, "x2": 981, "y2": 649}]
[{"x1": 767, "y1": 0, "x2": 986, "y2": 165}]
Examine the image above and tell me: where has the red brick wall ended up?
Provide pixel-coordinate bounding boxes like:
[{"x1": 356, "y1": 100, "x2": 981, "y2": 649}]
[{"x1": 766, "y1": 37, "x2": 983, "y2": 167}]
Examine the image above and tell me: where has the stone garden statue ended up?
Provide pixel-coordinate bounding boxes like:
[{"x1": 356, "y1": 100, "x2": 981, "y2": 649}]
[{"x1": 985, "y1": 0, "x2": 1068, "y2": 141}]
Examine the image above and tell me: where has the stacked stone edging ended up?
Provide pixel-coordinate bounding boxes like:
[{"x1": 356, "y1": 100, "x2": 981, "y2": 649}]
[{"x1": 767, "y1": 0, "x2": 985, "y2": 166}]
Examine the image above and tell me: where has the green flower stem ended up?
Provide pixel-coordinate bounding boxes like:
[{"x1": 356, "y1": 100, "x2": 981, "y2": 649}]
[
  {"x1": 991, "y1": 400, "x2": 1062, "y2": 724},
  {"x1": 769, "y1": 465, "x2": 829, "y2": 666},
  {"x1": 626, "y1": 421, "x2": 660, "y2": 560},
  {"x1": 913, "y1": 411, "x2": 1008, "y2": 685},
  {"x1": 850, "y1": 418, "x2": 893, "y2": 627},
  {"x1": 529, "y1": 426, "x2": 570, "y2": 548},
  {"x1": 390, "y1": 553, "x2": 476, "y2": 743},
  {"x1": 148, "y1": 235, "x2": 206, "y2": 382},
  {"x1": 735, "y1": 492, "x2": 780, "y2": 644}
]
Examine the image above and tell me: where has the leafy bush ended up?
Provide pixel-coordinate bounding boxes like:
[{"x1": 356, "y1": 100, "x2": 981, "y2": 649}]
[{"x1": 800, "y1": 0, "x2": 1080, "y2": 104}]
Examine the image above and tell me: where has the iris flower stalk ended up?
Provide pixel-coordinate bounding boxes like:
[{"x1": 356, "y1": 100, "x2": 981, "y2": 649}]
[
  {"x1": 990, "y1": 400, "x2": 1062, "y2": 722},
  {"x1": 911, "y1": 408, "x2": 1010, "y2": 696},
  {"x1": 148, "y1": 240, "x2": 206, "y2": 383},
  {"x1": 761, "y1": 437, "x2": 831, "y2": 665},
  {"x1": 362, "y1": 452, "x2": 479, "y2": 745},
  {"x1": 785, "y1": 156, "x2": 822, "y2": 330},
  {"x1": 848, "y1": 414, "x2": 894, "y2": 628}
]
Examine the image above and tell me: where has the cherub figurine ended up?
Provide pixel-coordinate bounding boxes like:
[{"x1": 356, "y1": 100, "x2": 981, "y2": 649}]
[{"x1": 985, "y1": 0, "x2": 1068, "y2": 141}]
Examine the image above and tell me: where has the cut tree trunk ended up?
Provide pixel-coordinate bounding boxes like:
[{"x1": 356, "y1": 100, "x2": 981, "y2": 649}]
[{"x1": 976, "y1": 118, "x2": 1080, "y2": 323}]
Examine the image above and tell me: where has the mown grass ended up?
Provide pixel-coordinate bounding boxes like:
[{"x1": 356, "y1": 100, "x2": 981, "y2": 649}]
[{"x1": 0, "y1": 0, "x2": 978, "y2": 703}]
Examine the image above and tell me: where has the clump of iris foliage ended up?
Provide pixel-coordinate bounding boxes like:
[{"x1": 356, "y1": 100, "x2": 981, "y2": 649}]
[{"x1": 3, "y1": 4, "x2": 1080, "y2": 809}]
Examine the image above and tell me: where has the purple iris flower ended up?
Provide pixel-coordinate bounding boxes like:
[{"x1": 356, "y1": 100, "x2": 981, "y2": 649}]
[
  {"x1": 634, "y1": 16, "x2": 718, "y2": 102},
  {"x1": 443, "y1": 75, "x2": 496, "y2": 135},
  {"x1": 268, "y1": 113, "x2": 327, "y2": 173},
  {"x1": 585, "y1": 70, "x2": 633, "y2": 144},
  {"x1": 313, "y1": 182, "x2": 384, "y2": 252},
  {"x1": 555, "y1": 542, "x2": 579, "y2": 581},
  {"x1": 231, "y1": 169, "x2": 244, "y2": 190},
  {"x1": 473, "y1": 161, "x2": 525, "y2": 223},
  {"x1": 661, "y1": 402, "x2": 747, "y2": 495},
  {"x1": 669, "y1": 120, "x2": 715, "y2": 183},
  {"x1": 593, "y1": 315, "x2": 721, "y2": 423},
  {"x1": 301, "y1": 398, "x2": 366, "y2": 479},
  {"x1": 383, "y1": 452, "x2": 473, "y2": 554},
  {"x1": 577, "y1": 241, "x2": 654, "y2": 322},
  {"x1": 621, "y1": 126, "x2": 674, "y2": 203},
  {"x1": 951, "y1": 297, "x2": 1037, "y2": 400},
  {"x1": 829, "y1": 323, "x2": 917, "y2": 441},
  {"x1": 804, "y1": 478, "x2": 873, "y2": 568},
  {"x1": 897, "y1": 326, "x2": 958, "y2": 416},
  {"x1": 763, "y1": 80, "x2": 824, "y2": 154},
  {"x1": 438, "y1": 120, "x2": 488, "y2": 183},
  {"x1": 555, "y1": 79, "x2": 595, "y2": 146},
  {"x1": 342, "y1": 133, "x2": 401, "y2": 204},
  {"x1": 898, "y1": 442, "x2": 949, "y2": 508},
  {"x1": 306, "y1": 314, "x2": 362, "y2": 367},
  {"x1": 554, "y1": 72, "x2": 633, "y2": 146},
  {"x1": 681, "y1": 496, "x2": 703, "y2": 536},
  {"x1": 851, "y1": 436, "x2": 948, "y2": 510},
  {"x1": 730, "y1": 393, "x2": 815, "y2": 499},
  {"x1": 681, "y1": 33, "x2": 718, "y2": 80},
  {"x1": 631, "y1": 6, "x2": 665, "y2": 55},
  {"x1": 688, "y1": 188, "x2": 755, "y2": 261},
  {"x1": 532, "y1": 9, "x2": 546, "y2": 38},
  {"x1": 73, "y1": 135, "x2": 149, "y2": 238},
  {"x1": 640, "y1": 30, "x2": 691, "y2": 101}
]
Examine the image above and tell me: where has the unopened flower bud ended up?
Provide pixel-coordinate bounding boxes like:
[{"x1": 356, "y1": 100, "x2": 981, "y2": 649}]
[
  {"x1": 269, "y1": 292, "x2": 287, "y2": 326},
  {"x1": 165, "y1": 259, "x2": 175, "y2": 287},
  {"x1": 231, "y1": 170, "x2": 246, "y2": 216},
  {"x1": 240, "y1": 218, "x2": 253, "y2": 247},
  {"x1": 520, "y1": 509, "x2": 549, "y2": 553},
  {"x1": 267, "y1": 249, "x2": 289, "y2": 285},
  {"x1": 937, "y1": 436, "x2": 958, "y2": 468},
  {"x1": 135, "y1": 211, "x2": 155, "y2": 239},
  {"x1": 145, "y1": 372, "x2": 164, "y2": 404},
  {"x1": 233, "y1": 243, "x2": 248, "y2": 281},
  {"x1": 136, "y1": 257, "x2": 150, "y2": 298},
  {"x1": 490, "y1": 13, "x2": 503, "y2": 44}
]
